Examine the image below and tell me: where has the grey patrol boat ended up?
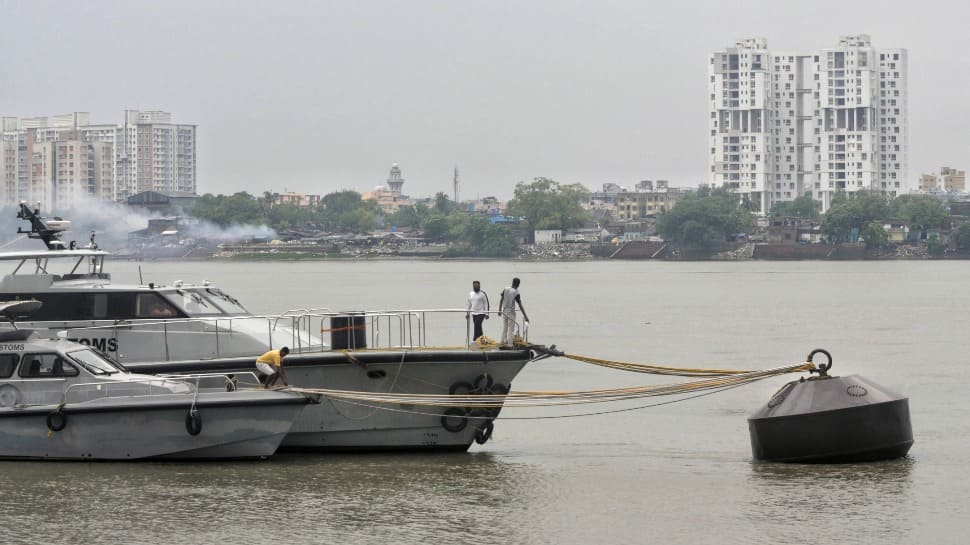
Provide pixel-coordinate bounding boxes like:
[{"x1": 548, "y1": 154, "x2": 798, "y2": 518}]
[
  {"x1": 0, "y1": 301, "x2": 313, "y2": 460},
  {"x1": 0, "y1": 204, "x2": 536, "y2": 452}
]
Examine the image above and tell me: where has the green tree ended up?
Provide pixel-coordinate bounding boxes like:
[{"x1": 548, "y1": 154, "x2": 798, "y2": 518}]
[
  {"x1": 191, "y1": 192, "x2": 264, "y2": 227},
  {"x1": 860, "y1": 221, "x2": 890, "y2": 250},
  {"x1": 441, "y1": 215, "x2": 519, "y2": 257},
  {"x1": 821, "y1": 190, "x2": 891, "y2": 243},
  {"x1": 479, "y1": 223, "x2": 519, "y2": 257},
  {"x1": 770, "y1": 195, "x2": 820, "y2": 219},
  {"x1": 422, "y1": 214, "x2": 452, "y2": 242},
  {"x1": 926, "y1": 237, "x2": 946, "y2": 257},
  {"x1": 386, "y1": 203, "x2": 429, "y2": 229},
  {"x1": 432, "y1": 192, "x2": 459, "y2": 215},
  {"x1": 506, "y1": 177, "x2": 590, "y2": 230},
  {"x1": 320, "y1": 190, "x2": 380, "y2": 232},
  {"x1": 656, "y1": 188, "x2": 751, "y2": 254},
  {"x1": 889, "y1": 194, "x2": 948, "y2": 237},
  {"x1": 953, "y1": 223, "x2": 970, "y2": 251}
]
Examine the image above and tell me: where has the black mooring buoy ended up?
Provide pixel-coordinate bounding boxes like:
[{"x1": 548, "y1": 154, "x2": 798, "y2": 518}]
[{"x1": 748, "y1": 349, "x2": 913, "y2": 463}]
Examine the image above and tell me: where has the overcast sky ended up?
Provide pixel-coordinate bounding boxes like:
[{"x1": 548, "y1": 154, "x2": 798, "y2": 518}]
[{"x1": 2, "y1": 0, "x2": 967, "y2": 200}]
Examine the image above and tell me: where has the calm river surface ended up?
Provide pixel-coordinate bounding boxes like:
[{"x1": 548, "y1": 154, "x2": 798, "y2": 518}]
[{"x1": 2, "y1": 259, "x2": 968, "y2": 544}]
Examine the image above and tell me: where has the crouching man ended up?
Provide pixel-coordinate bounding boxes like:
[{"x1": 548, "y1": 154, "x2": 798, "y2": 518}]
[{"x1": 255, "y1": 346, "x2": 290, "y2": 388}]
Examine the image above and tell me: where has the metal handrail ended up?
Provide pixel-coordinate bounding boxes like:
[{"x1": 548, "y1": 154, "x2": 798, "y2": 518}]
[
  {"x1": 57, "y1": 375, "x2": 189, "y2": 405},
  {"x1": 47, "y1": 308, "x2": 529, "y2": 361},
  {"x1": 57, "y1": 371, "x2": 263, "y2": 406}
]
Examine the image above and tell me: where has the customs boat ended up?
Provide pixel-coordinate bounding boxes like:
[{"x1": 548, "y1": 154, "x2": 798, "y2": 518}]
[
  {"x1": 0, "y1": 302, "x2": 312, "y2": 460},
  {"x1": 0, "y1": 204, "x2": 535, "y2": 451}
]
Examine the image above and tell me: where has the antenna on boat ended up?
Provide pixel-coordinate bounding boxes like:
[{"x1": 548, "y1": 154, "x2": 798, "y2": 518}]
[
  {"x1": 16, "y1": 202, "x2": 70, "y2": 251},
  {"x1": 139, "y1": 266, "x2": 144, "y2": 285}
]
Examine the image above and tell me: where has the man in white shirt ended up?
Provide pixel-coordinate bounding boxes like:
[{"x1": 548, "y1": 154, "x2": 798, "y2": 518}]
[
  {"x1": 466, "y1": 280, "x2": 490, "y2": 342},
  {"x1": 499, "y1": 277, "x2": 529, "y2": 346}
]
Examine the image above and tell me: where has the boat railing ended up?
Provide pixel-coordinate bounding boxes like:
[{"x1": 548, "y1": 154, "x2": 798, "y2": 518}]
[
  {"x1": 57, "y1": 371, "x2": 262, "y2": 405},
  {"x1": 51, "y1": 308, "x2": 530, "y2": 362},
  {"x1": 57, "y1": 376, "x2": 189, "y2": 405},
  {"x1": 274, "y1": 308, "x2": 529, "y2": 353}
]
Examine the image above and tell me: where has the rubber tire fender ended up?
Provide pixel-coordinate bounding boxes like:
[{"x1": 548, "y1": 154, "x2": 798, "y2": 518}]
[
  {"x1": 46, "y1": 411, "x2": 67, "y2": 432},
  {"x1": 440, "y1": 407, "x2": 468, "y2": 433},
  {"x1": 474, "y1": 421, "x2": 494, "y2": 445},
  {"x1": 185, "y1": 409, "x2": 203, "y2": 436},
  {"x1": 449, "y1": 381, "x2": 474, "y2": 396}
]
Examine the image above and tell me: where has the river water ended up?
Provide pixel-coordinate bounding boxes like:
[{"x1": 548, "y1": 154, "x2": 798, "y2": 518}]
[{"x1": 2, "y1": 259, "x2": 968, "y2": 544}]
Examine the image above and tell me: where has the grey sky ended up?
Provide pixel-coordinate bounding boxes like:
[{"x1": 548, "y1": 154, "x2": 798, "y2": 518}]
[{"x1": 2, "y1": 0, "x2": 967, "y2": 200}]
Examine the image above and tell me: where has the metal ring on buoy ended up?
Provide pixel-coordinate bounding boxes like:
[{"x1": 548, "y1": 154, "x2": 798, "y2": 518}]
[
  {"x1": 474, "y1": 421, "x2": 494, "y2": 445},
  {"x1": 807, "y1": 349, "x2": 833, "y2": 375},
  {"x1": 46, "y1": 411, "x2": 67, "y2": 432},
  {"x1": 185, "y1": 409, "x2": 203, "y2": 436},
  {"x1": 440, "y1": 407, "x2": 467, "y2": 433}
]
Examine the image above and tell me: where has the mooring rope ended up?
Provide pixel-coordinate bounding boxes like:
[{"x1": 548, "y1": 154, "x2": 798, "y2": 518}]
[
  {"x1": 289, "y1": 361, "x2": 815, "y2": 409},
  {"x1": 559, "y1": 353, "x2": 758, "y2": 377}
]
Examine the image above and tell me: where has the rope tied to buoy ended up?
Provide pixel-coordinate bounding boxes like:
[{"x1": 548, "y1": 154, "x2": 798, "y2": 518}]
[{"x1": 288, "y1": 360, "x2": 817, "y2": 409}]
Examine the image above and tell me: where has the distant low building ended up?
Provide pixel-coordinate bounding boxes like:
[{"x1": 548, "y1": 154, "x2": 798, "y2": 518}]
[
  {"x1": 534, "y1": 229, "x2": 563, "y2": 244},
  {"x1": 919, "y1": 166, "x2": 966, "y2": 193},
  {"x1": 274, "y1": 192, "x2": 321, "y2": 207},
  {"x1": 463, "y1": 196, "x2": 505, "y2": 215},
  {"x1": 615, "y1": 182, "x2": 687, "y2": 220},
  {"x1": 766, "y1": 216, "x2": 822, "y2": 244}
]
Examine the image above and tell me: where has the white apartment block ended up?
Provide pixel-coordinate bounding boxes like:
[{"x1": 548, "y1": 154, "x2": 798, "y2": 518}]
[
  {"x1": 709, "y1": 35, "x2": 908, "y2": 213},
  {"x1": 0, "y1": 110, "x2": 196, "y2": 209}
]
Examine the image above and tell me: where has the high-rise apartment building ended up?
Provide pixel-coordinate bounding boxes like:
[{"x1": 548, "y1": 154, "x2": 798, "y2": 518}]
[
  {"x1": 709, "y1": 35, "x2": 907, "y2": 212},
  {"x1": 0, "y1": 110, "x2": 197, "y2": 209}
]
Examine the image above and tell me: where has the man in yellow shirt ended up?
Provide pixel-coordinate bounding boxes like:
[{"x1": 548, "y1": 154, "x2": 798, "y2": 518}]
[{"x1": 255, "y1": 346, "x2": 290, "y2": 388}]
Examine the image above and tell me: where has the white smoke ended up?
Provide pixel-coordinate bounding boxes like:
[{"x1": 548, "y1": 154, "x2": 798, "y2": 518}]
[{"x1": 0, "y1": 195, "x2": 277, "y2": 252}]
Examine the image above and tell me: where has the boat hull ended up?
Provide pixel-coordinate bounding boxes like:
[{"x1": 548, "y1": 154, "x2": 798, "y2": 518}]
[
  {"x1": 0, "y1": 391, "x2": 307, "y2": 460},
  {"x1": 129, "y1": 349, "x2": 532, "y2": 452}
]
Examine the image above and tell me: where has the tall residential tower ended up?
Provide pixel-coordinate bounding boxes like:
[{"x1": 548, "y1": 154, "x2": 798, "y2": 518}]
[
  {"x1": 709, "y1": 35, "x2": 907, "y2": 212},
  {"x1": 0, "y1": 110, "x2": 197, "y2": 209}
]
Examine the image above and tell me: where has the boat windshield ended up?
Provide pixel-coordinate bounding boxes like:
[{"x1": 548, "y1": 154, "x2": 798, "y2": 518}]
[
  {"x1": 161, "y1": 287, "x2": 249, "y2": 317},
  {"x1": 67, "y1": 348, "x2": 123, "y2": 375}
]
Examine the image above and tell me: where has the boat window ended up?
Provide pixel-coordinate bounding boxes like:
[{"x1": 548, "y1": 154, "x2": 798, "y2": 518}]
[
  {"x1": 135, "y1": 293, "x2": 177, "y2": 318},
  {"x1": 0, "y1": 292, "x2": 181, "y2": 321},
  {"x1": 204, "y1": 288, "x2": 248, "y2": 314},
  {"x1": 163, "y1": 289, "x2": 214, "y2": 316},
  {"x1": 0, "y1": 354, "x2": 18, "y2": 378},
  {"x1": 66, "y1": 349, "x2": 122, "y2": 375},
  {"x1": 162, "y1": 288, "x2": 247, "y2": 316},
  {"x1": 18, "y1": 353, "x2": 80, "y2": 378}
]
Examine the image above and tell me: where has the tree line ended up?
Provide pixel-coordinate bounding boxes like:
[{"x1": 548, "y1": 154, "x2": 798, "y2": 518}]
[
  {"x1": 657, "y1": 188, "x2": 967, "y2": 256},
  {"x1": 185, "y1": 177, "x2": 593, "y2": 257}
]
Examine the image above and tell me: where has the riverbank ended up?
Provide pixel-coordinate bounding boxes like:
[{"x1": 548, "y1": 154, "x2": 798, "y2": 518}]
[{"x1": 119, "y1": 240, "x2": 970, "y2": 262}]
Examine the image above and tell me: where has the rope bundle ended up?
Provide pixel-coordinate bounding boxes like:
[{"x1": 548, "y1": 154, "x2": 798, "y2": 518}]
[{"x1": 290, "y1": 361, "x2": 816, "y2": 409}]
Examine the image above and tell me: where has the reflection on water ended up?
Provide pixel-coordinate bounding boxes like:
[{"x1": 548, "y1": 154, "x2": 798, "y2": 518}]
[
  {"x1": 0, "y1": 453, "x2": 537, "y2": 545},
  {"x1": 744, "y1": 458, "x2": 916, "y2": 545}
]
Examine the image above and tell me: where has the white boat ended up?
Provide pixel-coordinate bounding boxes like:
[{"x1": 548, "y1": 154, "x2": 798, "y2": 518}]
[
  {"x1": 0, "y1": 324, "x2": 312, "y2": 460},
  {"x1": 0, "y1": 204, "x2": 537, "y2": 451}
]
